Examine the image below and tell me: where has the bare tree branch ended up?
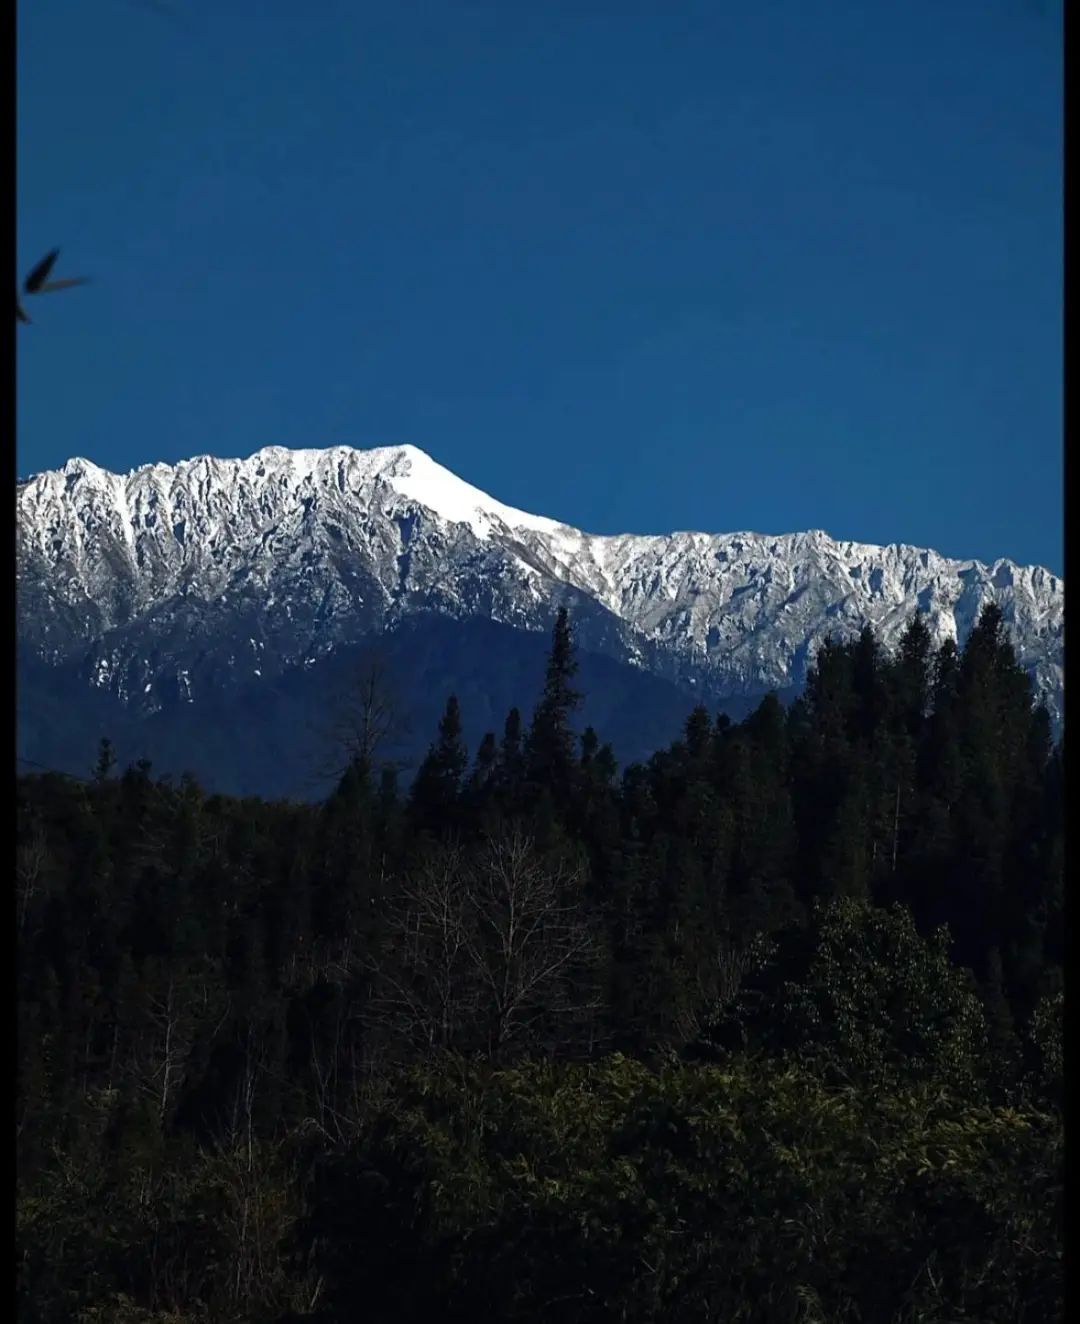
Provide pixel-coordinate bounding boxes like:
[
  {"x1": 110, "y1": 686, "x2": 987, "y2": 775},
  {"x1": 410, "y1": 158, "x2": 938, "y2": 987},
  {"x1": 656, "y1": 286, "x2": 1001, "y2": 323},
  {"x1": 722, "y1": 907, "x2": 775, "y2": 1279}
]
[
  {"x1": 305, "y1": 645, "x2": 413, "y2": 789},
  {"x1": 364, "y1": 831, "x2": 600, "y2": 1063}
]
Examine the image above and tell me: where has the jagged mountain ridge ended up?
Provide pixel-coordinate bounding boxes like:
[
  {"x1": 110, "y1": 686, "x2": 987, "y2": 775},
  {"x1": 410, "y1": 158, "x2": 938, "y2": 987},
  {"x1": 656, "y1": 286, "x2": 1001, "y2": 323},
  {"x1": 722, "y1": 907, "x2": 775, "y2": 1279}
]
[{"x1": 17, "y1": 443, "x2": 1064, "y2": 736}]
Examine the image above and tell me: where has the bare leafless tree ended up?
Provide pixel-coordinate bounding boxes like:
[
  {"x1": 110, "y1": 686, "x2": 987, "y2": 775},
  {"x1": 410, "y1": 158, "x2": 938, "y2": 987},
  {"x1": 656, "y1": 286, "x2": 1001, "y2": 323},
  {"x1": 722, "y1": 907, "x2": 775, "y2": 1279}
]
[
  {"x1": 364, "y1": 844, "x2": 478, "y2": 1056},
  {"x1": 125, "y1": 958, "x2": 224, "y2": 1128},
  {"x1": 16, "y1": 824, "x2": 50, "y2": 934},
  {"x1": 463, "y1": 830, "x2": 599, "y2": 1056},
  {"x1": 306, "y1": 645, "x2": 413, "y2": 790},
  {"x1": 673, "y1": 940, "x2": 752, "y2": 1048},
  {"x1": 365, "y1": 831, "x2": 599, "y2": 1063},
  {"x1": 146, "y1": 973, "x2": 192, "y2": 1124}
]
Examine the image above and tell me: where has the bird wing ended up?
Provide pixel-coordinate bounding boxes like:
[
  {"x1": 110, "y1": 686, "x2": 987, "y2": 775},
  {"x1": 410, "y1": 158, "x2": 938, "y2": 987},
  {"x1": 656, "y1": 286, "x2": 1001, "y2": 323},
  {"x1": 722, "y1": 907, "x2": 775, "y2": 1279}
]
[
  {"x1": 37, "y1": 277, "x2": 89, "y2": 293},
  {"x1": 24, "y1": 249, "x2": 60, "y2": 293},
  {"x1": 16, "y1": 300, "x2": 30, "y2": 323}
]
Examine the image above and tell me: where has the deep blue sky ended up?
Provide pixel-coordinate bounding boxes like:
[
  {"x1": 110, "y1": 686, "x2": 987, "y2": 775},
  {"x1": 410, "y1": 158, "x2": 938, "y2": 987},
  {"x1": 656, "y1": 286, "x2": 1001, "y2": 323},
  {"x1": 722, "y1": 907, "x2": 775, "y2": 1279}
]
[{"x1": 18, "y1": 0, "x2": 1062, "y2": 572}]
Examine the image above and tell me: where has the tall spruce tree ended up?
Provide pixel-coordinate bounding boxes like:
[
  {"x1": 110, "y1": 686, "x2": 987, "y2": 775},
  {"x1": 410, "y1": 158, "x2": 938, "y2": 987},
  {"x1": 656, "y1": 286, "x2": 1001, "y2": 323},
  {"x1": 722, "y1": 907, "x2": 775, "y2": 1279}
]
[
  {"x1": 410, "y1": 695, "x2": 468, "y2": 835},
  {"x1": 851, "y1": 624, "x2": 887, "y2": 742},
  {"x1": 725, "y1": 694, "x2": 800, "y2": 937},
  {"x1": 526, "y1": 607, "x2": 583, "y2": 796},
  {"x1": 684, "y1": 705, "x2": 712, "y2": 762},
  {"x1": 494, "y1": 706, "x2": 526, "y2": 808},
  {"x1": 467, "y1": 731, "x2": 498, "y2": 797},
  {"x1": 893, "y1": 612, "x2": 933, "y2": 738}
]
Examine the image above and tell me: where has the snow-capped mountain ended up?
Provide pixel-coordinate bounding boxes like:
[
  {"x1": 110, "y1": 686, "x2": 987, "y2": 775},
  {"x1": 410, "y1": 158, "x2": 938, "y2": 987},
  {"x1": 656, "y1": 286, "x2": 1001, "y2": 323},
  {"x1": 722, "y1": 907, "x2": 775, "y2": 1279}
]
[{"x1": 17, "y1": 443, "x2": 1064, "y2": 742}]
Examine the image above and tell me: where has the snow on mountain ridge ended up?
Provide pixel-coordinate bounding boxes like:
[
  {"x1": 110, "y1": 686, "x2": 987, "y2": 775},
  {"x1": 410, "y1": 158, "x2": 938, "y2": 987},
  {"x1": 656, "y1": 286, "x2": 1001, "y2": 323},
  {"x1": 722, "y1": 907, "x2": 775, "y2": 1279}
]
[
  {"x1": 16, "y1": 444, "x2": 1064, "y2": 728},
  {"x1": 27, "y1": 444, "x2": 566, "y2": 545}
]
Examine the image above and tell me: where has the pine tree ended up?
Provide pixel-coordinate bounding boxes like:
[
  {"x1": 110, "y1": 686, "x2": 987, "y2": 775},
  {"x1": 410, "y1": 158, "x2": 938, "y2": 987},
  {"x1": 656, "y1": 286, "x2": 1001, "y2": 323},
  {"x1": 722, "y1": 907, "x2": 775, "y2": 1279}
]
[
  {"x1": 492, "y1": 706, "x2": 525, "y2": 806},
  {"x1": 851, "y1": 624, "x2": 886, "y2": 742},
  {"x1": 318, "y1": 757, "x2": 377, "y2": 938},
  {"x1": 791, "y1": 640, "x2": 858, "y2": 903},
  {"x1": 819, "y1": 769, "x2": 873, "y2": 901},
  {"x1": 931, "y1": 636, "x2": 960, "y2": 717},
  {"x1": 467, "y1": 731, "x2": 498, "y2": 797},
  {"x1": 805, "y1": 634, "x2": 856, "y2": 741},
  {"x1": 526, "y1": 607, "x2": 582, "y2": 797},
  {"x1": 684, "y1": 705, "x2": 712, "y2": 761},
  {"x1": 409, "y1": 695, "x2": 468, "y2": 835},
  {"x1": 725, "y1": 695, "x2": 800, "y2": 938},
  {"x1": 949, "y1": 608, "x2": 1034, "y2": 975},
  {"x1": 594, "y1": 742, "x2": 618, "y2": 785},
  {"x1": 893, "y1": 612, "x2": 933, "y2": 738}
]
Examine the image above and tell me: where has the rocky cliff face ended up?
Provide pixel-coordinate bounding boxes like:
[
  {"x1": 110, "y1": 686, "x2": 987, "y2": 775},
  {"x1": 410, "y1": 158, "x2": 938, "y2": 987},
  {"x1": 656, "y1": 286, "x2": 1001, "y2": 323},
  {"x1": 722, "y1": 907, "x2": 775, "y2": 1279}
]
[{"x1": 17, "y1": 443, "x2": 1064, "y2": 736}]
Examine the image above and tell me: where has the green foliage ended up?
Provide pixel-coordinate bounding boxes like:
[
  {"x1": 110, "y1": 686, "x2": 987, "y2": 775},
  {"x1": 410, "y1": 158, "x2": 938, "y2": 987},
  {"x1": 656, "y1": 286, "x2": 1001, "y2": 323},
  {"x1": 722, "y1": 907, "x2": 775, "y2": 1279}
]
[
  {"x1": 300, "y1": 1055, "x2": 1061, "y2": 1323},
  {"x1": 526, "y1": 607, "x2": 583, "y2": 795},
  {"x1": 1023, "y1": 988, "x2": 1063, "y2": 1108},
  {"x1": 18, "y1": 1097, "x2": 307, "y2": 1324},
  {"x1": 15, "y1": 608, "x2": 1062, "y2": 1322},
  {"x1": 696, "y1": 899, "x2": 990, "y2": 1093}
]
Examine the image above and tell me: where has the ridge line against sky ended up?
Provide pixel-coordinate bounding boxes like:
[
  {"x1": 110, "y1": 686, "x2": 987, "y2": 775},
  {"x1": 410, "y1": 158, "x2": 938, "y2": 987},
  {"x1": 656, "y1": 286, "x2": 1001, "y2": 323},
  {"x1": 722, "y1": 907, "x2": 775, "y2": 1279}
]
[
  {"x1": 17, "y1": 0, "x2": 1062, "y2": 574},
  {"x1": 19, "y1": 441, "x2": 1064, "y2": 579}
]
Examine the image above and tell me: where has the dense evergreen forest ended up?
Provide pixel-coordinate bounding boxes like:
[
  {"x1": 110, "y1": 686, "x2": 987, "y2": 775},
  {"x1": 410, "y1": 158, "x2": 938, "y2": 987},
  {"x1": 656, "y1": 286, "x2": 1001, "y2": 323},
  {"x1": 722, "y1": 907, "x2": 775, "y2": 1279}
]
[{"x1": 17, "y1": 604, "x2": 1063, "y2": 1323}]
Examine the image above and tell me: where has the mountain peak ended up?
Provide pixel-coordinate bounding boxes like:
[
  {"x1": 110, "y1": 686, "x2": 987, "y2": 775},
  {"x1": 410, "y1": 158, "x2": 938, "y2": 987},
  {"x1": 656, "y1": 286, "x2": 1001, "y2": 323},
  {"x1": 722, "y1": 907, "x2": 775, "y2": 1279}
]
[
  {"x1": 233, "y1": 441, "x2": 569, "y2": 540},
  {"x1": 69, "y1": 443, "x2": 570, "y2": 544},
  {"x1": 16, "y1": 442, "x2": 1064, "y2": 734},
  {"x1": 364, "y1": 444, "x2": 566, "y2": 542}
]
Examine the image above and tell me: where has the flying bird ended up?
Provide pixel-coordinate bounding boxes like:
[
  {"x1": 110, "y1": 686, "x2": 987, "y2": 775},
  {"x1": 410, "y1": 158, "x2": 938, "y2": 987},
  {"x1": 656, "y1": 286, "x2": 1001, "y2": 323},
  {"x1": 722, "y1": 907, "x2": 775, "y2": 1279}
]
[{"x1": 17, "y1": 249, "x2": 89, "y2": 323}]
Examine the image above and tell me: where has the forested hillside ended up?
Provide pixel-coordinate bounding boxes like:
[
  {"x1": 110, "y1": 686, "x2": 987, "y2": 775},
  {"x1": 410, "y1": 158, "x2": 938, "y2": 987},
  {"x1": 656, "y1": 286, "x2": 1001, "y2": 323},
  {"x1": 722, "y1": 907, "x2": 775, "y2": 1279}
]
[{"x1": 16, "y1": 604, "x2": 1063, "y2": 1323}]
